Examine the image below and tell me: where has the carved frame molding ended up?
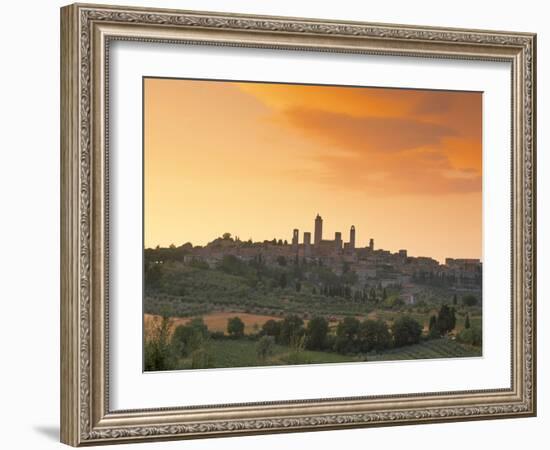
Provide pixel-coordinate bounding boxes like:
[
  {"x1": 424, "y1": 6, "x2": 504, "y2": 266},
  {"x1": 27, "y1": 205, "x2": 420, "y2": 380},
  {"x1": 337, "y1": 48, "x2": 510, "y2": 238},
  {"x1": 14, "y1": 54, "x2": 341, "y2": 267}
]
[{"x1": 61, "y1": 3, "x2": 536, "y2": 446}]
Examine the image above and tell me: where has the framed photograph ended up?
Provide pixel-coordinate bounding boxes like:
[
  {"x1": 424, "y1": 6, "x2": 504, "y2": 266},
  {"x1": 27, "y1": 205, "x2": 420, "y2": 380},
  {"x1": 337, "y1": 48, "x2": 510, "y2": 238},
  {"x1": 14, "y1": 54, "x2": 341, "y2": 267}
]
[{"x1": 60, "y1": 3, "x2": 536, "y2": 446}]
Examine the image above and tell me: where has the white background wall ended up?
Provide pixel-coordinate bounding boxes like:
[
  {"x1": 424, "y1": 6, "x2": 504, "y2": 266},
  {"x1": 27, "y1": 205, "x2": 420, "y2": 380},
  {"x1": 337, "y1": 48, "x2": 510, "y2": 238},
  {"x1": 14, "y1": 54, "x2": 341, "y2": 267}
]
[{"x1": 0, "y1": 1, "x2": 546, "y2": 449}]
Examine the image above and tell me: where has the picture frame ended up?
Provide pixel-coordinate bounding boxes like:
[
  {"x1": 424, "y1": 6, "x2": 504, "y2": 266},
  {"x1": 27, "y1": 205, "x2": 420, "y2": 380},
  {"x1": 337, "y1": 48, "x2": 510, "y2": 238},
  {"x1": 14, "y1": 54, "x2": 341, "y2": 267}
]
[{"x1": 60, "y1": 2, "x2": 536, "y2": 446}]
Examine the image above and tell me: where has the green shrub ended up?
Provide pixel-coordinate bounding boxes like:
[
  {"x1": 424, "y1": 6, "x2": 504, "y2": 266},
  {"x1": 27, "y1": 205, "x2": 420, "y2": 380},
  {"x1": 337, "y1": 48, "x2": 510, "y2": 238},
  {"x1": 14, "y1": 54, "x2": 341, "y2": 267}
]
[
  {"x1": 305, "y1": 316, "x2": 329, "y2": 350},
  {"x1": 144, "y1": 315, "x2": 175, "y2": 371},
  {"x1": 285, "y1": 334, "x2": 309, "y2": 364},
  {"x1": 260, "y1": 320, "x2": 281, "y2": 342},
  {"x1": 457, "y1": 325, "x2": 482, "y2": 347},
  {"x1": 358, "y1": 319, "x2": 391, "y2": 352},
  {"x1": 279, "y1": 315, "x2": 305, "y2": 346},
  {"x1": 171, "y1": 317, "x2": 209, "y2": 356},
  {"x1": 256, "y1": 336, "x2": 275, "y2": 362},
  {"x1": 227, "y1": 316, "x2": 245, "y2": 338},
  {"x1": 392, "y1": 316, "x2": 423, "y2": 347},
  {"x1": 334, "y1": 317, "x2": 361, "y2": 354}
]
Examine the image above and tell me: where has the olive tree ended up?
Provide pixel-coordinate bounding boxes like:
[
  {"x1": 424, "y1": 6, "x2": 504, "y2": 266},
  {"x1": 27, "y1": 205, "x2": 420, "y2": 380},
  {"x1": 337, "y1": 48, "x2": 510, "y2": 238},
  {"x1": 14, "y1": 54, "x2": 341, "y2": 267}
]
[
  {"x1": 392, "y1": 316, "x2": 422, "y2": 347},
  {"x1": 227, "y1": 316, "x2": 245, "y2": 338}
]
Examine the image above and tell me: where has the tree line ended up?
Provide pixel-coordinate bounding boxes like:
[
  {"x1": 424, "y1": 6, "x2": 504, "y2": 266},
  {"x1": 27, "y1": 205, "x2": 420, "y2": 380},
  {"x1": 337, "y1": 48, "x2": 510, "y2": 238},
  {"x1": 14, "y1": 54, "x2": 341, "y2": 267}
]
[
  {"x1": 145, "y1": 312, "x2": 429, "y2": 372},
  {"x1": 145, "y1": 300, "x2": 481, "y2": 371}
]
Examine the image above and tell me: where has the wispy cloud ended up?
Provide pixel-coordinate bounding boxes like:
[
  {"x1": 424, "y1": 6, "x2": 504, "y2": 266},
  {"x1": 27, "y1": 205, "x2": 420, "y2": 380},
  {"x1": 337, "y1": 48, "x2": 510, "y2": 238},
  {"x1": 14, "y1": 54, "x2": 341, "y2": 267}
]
[
  {"x1": 283, "y1": 107, "x2": 456, "y2": 152},
  {"x1": 236, "y1": 83, "x2": 481, "y2": 196}
]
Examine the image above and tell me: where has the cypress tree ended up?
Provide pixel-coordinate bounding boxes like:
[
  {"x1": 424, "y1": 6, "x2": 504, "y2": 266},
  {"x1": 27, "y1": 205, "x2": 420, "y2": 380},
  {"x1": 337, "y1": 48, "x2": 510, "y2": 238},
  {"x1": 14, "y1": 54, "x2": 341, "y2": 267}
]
[
  {"x1": 428, "y1": 315, "x2": 439, "y2": 339},
  {"x1": 429, "y1": 315, "x2": 437, "y2": 331},
  {"x1": 450, "y1": 307, "x2": 457, "y2": 331}
]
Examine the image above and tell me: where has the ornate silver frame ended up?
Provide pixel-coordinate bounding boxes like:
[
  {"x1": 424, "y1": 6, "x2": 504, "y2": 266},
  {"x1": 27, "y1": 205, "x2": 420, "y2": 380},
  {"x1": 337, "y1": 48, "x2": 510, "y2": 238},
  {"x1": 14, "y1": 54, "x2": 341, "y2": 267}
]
[{"x1": 60, "y1": 3, "x2": 536, "y2": 446}]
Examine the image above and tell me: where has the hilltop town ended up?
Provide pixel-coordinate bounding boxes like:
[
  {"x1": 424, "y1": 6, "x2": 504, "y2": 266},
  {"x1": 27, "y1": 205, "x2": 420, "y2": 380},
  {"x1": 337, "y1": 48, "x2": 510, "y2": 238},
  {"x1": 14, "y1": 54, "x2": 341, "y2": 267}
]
[{"x1": 147, "y1": 214, "x2": 482, "y2": 307}]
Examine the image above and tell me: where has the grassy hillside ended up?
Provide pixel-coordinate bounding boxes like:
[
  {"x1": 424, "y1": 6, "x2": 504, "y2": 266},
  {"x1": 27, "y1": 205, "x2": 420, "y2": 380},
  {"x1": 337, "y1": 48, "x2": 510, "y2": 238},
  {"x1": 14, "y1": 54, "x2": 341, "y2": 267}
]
[{"x1": 144, "y1": 261, "x2": 482, "y2": 325}]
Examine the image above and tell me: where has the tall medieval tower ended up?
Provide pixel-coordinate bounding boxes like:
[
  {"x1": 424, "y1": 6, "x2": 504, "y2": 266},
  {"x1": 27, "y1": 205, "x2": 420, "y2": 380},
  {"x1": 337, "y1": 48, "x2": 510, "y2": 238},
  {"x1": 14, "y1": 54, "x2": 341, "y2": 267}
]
[
  {"x1": 335, "y1": 232, "x2": 342, "y2": 250},
  {"x1": 314, "y1": 214, "x2": 323, "y2": 245},
  {"x1": 292, "y1": 228, "x2": 299, "y2": 246},
  {"x1": 303, "y1": 232, "x2": 311, "y2": 256},
  {"x1": 350, "y1": 225, "x2": 356, "y2": 250},
  {"x1": 292, "y1": 229, "x2": 299, "y2": 252}
]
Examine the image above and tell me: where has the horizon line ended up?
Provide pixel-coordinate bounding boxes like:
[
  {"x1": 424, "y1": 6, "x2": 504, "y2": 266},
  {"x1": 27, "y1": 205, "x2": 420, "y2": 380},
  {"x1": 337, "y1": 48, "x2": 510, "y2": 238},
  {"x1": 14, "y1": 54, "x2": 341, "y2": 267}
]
[{"x1": 144, "y1": 238, "x2": 482, "y2": 265}]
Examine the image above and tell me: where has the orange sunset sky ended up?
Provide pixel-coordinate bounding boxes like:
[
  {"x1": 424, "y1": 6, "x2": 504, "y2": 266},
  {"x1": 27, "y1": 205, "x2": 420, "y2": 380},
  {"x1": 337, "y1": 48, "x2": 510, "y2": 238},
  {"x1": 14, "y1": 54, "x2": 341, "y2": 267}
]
[{"x1": 144, "y1": 78, "x2": 482, "y2": 263}]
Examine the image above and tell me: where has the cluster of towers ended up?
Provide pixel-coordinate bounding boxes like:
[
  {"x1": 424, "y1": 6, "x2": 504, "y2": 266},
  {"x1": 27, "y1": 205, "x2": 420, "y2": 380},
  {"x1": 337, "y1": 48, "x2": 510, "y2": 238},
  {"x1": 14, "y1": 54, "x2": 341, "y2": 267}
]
[{"x1": 291, "y1": 214, "x2": 367, "y2": 256}]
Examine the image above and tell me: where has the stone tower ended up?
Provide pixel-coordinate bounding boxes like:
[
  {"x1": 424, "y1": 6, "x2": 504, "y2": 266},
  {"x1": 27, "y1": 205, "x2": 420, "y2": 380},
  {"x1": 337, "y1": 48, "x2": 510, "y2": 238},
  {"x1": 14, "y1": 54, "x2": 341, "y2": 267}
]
[
  {"x1": 314, "y1": 214, "x2": 323, "y2": 245},
  {"x1": 335, "y1": 232, "x2": 342, "y2": 251},
  {"x1": 292, "y1": 228, "x2": 299, "y2": 247},
  {"x1": 369, "y1": 238, "x2": 374, "y2": 251},
  {"x1": 303, "y1": 232, "x2": 311, "y2": 256},
  {"x1": 350, "y1": 225, "x2": 356, "y2": 250}
]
